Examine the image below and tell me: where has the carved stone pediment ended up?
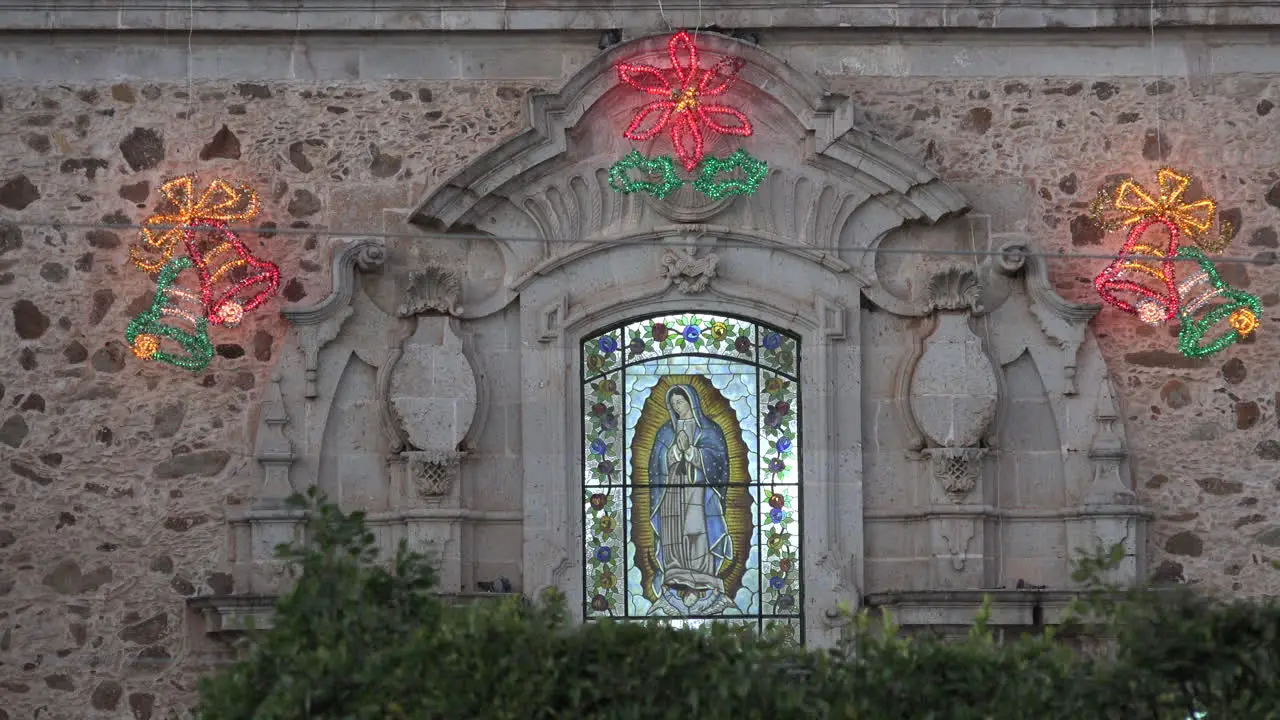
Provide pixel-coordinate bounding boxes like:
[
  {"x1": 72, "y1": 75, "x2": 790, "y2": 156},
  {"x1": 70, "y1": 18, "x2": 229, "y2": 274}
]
[{"x1": 405, "y1": 30, "x2": 969, "y2": 324}]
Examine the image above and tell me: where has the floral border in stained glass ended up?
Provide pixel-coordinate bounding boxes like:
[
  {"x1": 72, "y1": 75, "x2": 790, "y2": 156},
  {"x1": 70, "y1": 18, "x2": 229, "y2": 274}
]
[
  {"x1": 583, "y1": 329, "x2": 622, "y2": 380},
  {"x1": 584, "y1": 487, "x2": 624, "y2": 616},
  {"x1": 759, "y1": 369, "x2": 798, "y2": 486},
  {"x1": 584, "y1": 370, "x2": 623, "y2": 487},
  {"x1": 581, "y1": 311, "x2": 803, "y2": 642}
]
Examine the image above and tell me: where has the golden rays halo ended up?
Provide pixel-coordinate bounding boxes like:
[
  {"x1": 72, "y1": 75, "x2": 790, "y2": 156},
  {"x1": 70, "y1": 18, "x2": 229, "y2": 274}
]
[{"x1": 629, "y1": 373, "x2": 755, "y2": 605}]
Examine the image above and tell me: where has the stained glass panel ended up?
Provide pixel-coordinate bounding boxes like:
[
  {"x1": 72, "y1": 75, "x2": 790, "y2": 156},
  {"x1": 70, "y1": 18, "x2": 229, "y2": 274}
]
[{"x1": 582, "y1": 313, "x2": 802, "y2": 641}]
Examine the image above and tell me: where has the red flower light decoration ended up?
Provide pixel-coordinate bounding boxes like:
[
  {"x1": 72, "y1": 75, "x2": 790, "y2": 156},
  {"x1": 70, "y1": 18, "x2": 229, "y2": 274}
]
[{"x1": 615, "y1": 30, "x2": 753, "y2": 172}]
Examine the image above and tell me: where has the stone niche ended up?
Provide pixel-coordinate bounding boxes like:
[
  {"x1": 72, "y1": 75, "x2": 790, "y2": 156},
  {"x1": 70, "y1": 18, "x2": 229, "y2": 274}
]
[{"x1": 191, "y1": 30, "x2": 1147, "y2": 646}]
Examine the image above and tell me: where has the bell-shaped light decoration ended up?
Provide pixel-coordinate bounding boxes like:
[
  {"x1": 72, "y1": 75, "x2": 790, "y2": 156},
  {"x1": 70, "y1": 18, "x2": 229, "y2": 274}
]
[
  {"x1": 183, "y1": 219, "x2": 281, "y2": 327},
  {"x1": 1174, "y1": 247, "x2": 1263, "y2": 358},
  {"x1": 1093, "y1": 216, "x2": 1183, "y2": 326},
  {"x1": 125, "y1": 256, "x2": 215, "y2": 373}
]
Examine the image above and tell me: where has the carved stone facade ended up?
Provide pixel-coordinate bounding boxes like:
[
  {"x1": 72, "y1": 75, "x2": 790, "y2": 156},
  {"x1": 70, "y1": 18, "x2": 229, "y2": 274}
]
[
  {"x1": 196, "y1": 33, "x2": 1155, "y2": 646},
  {"x1": 5, "y1": 6, "x2": 1280, "y2": 716}
]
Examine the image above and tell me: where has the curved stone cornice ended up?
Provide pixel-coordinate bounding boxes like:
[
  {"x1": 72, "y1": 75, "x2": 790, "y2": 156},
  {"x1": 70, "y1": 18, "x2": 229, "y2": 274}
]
[
  {"x1": 281, "y1": 238, "x2": 386, "y2": 327},
  {"x1": 409, "y1": 31, "x2": 968, "y2": 235},
  {"x1": 510, "y1": 225, "x2": 856, "y2": 292},
  {"x1": 280, "y1": 237, "x2": 387, "y2": 398}
]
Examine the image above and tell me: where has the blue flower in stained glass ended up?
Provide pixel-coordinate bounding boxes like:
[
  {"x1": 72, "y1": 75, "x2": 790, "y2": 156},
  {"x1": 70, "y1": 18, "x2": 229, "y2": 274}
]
[
  {"x1": 762, "y1": 331, "x2": 782, "y2": 350},
  {"x1": 770, "y1": 507, "x2": 784, "y2": 524},
  {"x1": 590, "y1": 438, "x2": 607, "y2": 456},
  {"x1": 682, "y1": 325, "x2": 701, "y2": 342},
  {"x1": 598, "y1": 335, "x2": 618, "y2": 354},
  {"x1": 595, "y1": 546, "x2": 612, "y2": 563},
  {"x1": 769, "y1": 576, "x2": 785, "y2": 590},
  {"x1": 775, "y1": 437, "x2": 792, "y2": 453}
]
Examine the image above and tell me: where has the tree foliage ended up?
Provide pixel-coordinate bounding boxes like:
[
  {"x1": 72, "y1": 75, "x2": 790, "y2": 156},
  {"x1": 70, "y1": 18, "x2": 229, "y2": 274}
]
[{"x1": 197, "y1": 492, "x2": 1280, "y2": 719}]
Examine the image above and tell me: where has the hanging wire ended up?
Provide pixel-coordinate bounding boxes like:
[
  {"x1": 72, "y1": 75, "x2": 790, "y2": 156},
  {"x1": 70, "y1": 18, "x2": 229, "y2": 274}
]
[
  {"x1": 184, "y1": 0, "x2": 195, "y2": 128},
  {"x1": 655, "y1": 0, "x2": 673, "y2": 32},
  {"x1": 1149, "y1": 0, "x2": 1162, "y2": 148},
  {"x1": 4, "y1": 218, "x2": 1273, "y2": 266}
]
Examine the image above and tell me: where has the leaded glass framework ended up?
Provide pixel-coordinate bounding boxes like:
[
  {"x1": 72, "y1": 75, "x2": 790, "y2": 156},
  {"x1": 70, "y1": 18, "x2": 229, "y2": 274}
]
[{"x1": 581, "y1": 312, "x2": 802, "y2": 641}]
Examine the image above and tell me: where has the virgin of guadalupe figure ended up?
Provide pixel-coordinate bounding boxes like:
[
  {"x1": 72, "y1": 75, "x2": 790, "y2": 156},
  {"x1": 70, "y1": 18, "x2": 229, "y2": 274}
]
[{"x1": 645, "y1": 384, "x2": 738, "y2": 615}]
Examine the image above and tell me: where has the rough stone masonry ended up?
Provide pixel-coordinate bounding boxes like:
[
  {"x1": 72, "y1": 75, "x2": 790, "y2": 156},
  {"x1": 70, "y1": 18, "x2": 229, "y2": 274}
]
[{"x1": 1, "y1": 15, "x2": 1280, "y2": 720}]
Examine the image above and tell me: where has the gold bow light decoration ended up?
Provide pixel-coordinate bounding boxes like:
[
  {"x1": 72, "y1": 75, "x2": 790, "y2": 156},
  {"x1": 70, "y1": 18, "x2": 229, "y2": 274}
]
[
  {"x1": 129, "y1": 175, "x2": 262, "y2": 273},
  {"x1": 1090, "y1": 167, "x2": 1261, "y2": 359},
  {"x1": 1088, "y1": 167, "x2": 1232, "y2": 254}
]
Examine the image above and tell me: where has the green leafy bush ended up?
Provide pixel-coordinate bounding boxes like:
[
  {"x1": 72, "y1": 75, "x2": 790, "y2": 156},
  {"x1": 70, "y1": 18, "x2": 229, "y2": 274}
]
[{"x1": 197, "y1": 493, "x2": 1280, "y2": 719}]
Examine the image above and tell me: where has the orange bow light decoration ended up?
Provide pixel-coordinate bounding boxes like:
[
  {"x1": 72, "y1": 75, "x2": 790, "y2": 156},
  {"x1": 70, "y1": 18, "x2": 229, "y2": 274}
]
[
  {"x1": 1088, "y1": 168, "x2": 1232, "y2": 254},
  {"x1": 130, "y1": 175, "x2": 262, "y2": 273}
]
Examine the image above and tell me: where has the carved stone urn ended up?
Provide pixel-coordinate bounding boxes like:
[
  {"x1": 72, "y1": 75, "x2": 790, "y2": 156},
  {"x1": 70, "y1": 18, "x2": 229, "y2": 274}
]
[
  {"x1": 907, "y1": 267, "x2": 998, "y2": 501},
  {"x1": 388, "y1": 314, "x2": 477, "y2": 504},
  {"x1": 386, "y1": 266, "x2": 477, "y2": 506}
]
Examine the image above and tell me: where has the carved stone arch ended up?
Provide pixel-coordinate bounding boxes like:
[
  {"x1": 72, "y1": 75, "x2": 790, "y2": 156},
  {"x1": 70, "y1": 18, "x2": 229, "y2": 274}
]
[
  {"x1": 407, "y1": 30, "x2": 969, "y2": 322},
  {"x1": 516, "y1": 247, "x2": 861, "y2": 646}
]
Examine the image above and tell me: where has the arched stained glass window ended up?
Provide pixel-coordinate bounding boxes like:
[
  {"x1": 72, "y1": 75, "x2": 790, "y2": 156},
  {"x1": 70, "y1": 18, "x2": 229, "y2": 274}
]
[{"x1": 582, "y1": 313, "x2": 802, "y2": 641}]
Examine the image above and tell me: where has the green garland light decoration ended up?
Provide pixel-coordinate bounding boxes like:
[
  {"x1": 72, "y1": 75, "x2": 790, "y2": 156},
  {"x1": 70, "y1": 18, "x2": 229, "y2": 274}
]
[
  {"x1": 607, "y1": 151, "x2": 684, "y2": 200},
  {"x1": 125, "y1": 256, "x2": 215, "y2": 373},
  {"x1": 692, "y1": 148, "x2": 768, "y2": 201},
  {"x1": 1174, "y1": 246, "x2": 1262, "y2": 358}
]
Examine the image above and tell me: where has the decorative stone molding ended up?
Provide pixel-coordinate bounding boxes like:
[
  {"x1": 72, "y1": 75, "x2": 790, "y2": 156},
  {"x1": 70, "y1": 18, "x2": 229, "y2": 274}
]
[
  {"x1": 923, "y1": 446, "x2": 988, "y2": 499},
  {"x1": 925, "y1": 266, "x2": 982, "y2": 313},
  {"x1": 536, "y1": 294, "x2": 569, "y2": 343},
  {"x1": 254, "y1": 374, "x2": 295, "y2": 507},
  {"x1": 660, "y1": 246, "x2": 719, "y2": 293},
  {"x1": 816, "y1": 294, "x2": 847, "y2": 340},
  {"x1": 282, "y1": 238, "x2": 386, "y2": 398},
  {"x1": 865, "y1": 590, "x2": 1079, "y2": 629},
  {"x1": 387, "y1": 317, "x2": 478, "y2": 456},
  {"x1": 647, "y1": 182, "x2": 739, "y2": 224},
  {"x1": 375, "y1": 317, "x2": 419, "y2": 454},
  {"x1": 996, "y1": 240, "x2": 1100, "y2": 396},
  {"x1": 397, "y1": 265, "x2": 463, "y2": 317},
  {"x1": 1085, "y1": 375, "x2": 1137, "y2": 507},
  {"x1": 408, "y1": 31, "x2": 969, "y2": 272},
  {"x1": 404, "y1": 449, "x2": 465, "y2": 501},
  {"x1": 939, "y1": 517, "x2": 977, "y2": 572},
  {"x1": 906, "y1": 266, "x2": 998, "y2": 502}
]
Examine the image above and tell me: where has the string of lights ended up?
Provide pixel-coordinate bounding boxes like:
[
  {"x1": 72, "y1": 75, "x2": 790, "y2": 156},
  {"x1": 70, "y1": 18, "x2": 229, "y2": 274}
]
[{"x1": 5, "y1": 218, "x2": 1275, "y2": 266}]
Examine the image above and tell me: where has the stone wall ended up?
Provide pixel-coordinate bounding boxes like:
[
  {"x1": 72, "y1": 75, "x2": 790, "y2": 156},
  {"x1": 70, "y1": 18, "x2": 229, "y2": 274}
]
[
  {"x1": 0, "y1": 78, "x2": 538, "y2": 719},
  {"x1": 2, "y1": 55, "x2": 1279, "y2": 720}
]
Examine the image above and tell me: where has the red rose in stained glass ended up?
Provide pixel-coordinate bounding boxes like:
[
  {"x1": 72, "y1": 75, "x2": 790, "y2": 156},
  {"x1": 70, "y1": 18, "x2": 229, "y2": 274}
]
[{"x1": 615, "y1": 30, "x2": 753, "y2": 172}]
